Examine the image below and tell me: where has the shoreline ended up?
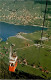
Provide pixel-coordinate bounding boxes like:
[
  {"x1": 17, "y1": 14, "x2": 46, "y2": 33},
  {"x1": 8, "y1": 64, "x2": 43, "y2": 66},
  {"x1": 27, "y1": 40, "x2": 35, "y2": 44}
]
[
  {"x1": 0, "y1": 21, "x2": 48, "y2": 28},
  {"x1": 0, "y1": 21, "x2": 48, "y2": 42},
  {"x1": 0, "y1": 38, "x2": 2, "y2": 42}
]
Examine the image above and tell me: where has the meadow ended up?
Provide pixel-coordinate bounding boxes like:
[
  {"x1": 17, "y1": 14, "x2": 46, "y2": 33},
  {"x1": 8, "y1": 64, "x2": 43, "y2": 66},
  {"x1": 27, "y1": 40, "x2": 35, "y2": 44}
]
[
  {"x1": 0, "y1": 0, "x2": 51, "y2": 79},
  {"x1": 0, "y1": 29, "x2": 51, "y2": 79}
]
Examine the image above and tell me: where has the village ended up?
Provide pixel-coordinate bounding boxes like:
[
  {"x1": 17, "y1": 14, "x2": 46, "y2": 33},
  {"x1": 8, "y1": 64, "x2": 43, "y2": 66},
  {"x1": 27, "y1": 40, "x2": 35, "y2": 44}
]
[
  {"x1": 0, "y1": 0, "x2": 51, "y2": 79},
  {"x1": 0, "y1": 0, "x2": 51, "y2": 27}
]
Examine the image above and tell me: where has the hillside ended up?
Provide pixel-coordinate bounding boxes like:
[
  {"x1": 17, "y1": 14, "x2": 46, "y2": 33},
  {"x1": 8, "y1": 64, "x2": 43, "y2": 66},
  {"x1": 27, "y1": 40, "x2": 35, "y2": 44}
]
[
  {"x1": 0, "y1": 59, "x2": 44, "y2": 79},
  {"x1": 0, "y1": 29, "x2": 51, "y2": 79},
  {"x1": 0, "y1": 0, "x2": 51, "y2": 79},
  {"x1": 0, "y1": 0, "x2": 51, "y2": 27}
]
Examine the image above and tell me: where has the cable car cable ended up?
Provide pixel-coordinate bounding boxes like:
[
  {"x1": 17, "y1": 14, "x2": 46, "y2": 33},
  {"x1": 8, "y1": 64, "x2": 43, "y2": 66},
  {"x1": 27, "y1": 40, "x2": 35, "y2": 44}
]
[{"x1": 41, "y1": 0, "x2": 48, "y2": 40}]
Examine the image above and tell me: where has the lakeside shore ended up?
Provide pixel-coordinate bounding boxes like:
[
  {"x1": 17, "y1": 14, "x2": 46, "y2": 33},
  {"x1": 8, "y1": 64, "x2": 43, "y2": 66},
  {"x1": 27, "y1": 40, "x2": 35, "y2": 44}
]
[
  {"x1": 0, "y1": 38, "x2": 2, "y2": 42},
  {"x1": 0, "y1": 21, "x2": 48, "y2": 28},
  {"x1": 0, "y1": 21, "x2": 48, "y2": 41}
]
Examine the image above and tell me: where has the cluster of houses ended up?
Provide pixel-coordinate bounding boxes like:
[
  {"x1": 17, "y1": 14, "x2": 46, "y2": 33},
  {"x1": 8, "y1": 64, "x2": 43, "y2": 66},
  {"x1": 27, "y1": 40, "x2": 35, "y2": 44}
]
[
  {"x1": 0, "y1": 46, "x2": 8, "y2": 57},
  {"x1": 18, "y1": 58, "x2": 28, "y2": 65},
  {"x1": 18, "y1": 58, "x2": 49, "y2": 74},
  {"x1": 0, "y1": 5, "x2": 44, "y2": 26},
  {"x1": 0, "y1": 43, "x2": 50, "y2": 74}
]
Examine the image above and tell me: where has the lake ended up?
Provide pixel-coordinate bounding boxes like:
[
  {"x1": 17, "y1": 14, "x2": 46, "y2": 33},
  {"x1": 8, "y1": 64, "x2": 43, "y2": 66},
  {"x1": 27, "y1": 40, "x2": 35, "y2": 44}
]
[{"x1": 0, "y1": 22, "x2": 47, "y2": 41}]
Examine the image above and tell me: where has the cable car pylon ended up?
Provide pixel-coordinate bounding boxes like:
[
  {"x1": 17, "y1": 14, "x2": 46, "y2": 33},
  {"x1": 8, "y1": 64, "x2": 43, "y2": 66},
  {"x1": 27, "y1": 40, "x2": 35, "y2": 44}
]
[{"x1": 41, "y1": 0, "x2": 48, "y2": 45}]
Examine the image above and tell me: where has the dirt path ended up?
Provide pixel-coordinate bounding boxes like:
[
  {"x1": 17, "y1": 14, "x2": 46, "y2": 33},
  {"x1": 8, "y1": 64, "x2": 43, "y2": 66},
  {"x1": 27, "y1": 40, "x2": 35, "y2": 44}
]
[{"x1": 16, "y1": 33, "x2": 32, "y2": 41}]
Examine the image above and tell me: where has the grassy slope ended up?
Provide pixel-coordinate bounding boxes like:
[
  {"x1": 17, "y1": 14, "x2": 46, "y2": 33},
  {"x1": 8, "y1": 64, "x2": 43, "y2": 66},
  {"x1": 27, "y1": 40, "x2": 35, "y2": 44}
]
[
  {"x1": 0, "y1": 30, "x2": 51, "y2": 79},
  {"x1": 0, "y1": 59, "x2": 44, "y2": 79}
]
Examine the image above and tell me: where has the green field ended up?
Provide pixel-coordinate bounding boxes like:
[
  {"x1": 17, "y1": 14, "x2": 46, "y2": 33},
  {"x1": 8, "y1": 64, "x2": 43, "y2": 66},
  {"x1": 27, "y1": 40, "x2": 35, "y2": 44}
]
[
  {"x1": 0, "y1": 0, "x2": 51, "y2": 79},
  {"x1": 0, "y1": 29, "x2": 51, "y2": 79},
  {"x1": 0, "y1": 38, "x2": 2, "y2": 42}
]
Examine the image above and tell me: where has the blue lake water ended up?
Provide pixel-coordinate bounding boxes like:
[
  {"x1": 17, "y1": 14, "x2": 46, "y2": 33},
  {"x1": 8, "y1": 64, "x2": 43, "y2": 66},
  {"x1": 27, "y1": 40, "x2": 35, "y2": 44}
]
[{"x1": 0, "y1": 22, "x2": 47, "y2": 41}]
